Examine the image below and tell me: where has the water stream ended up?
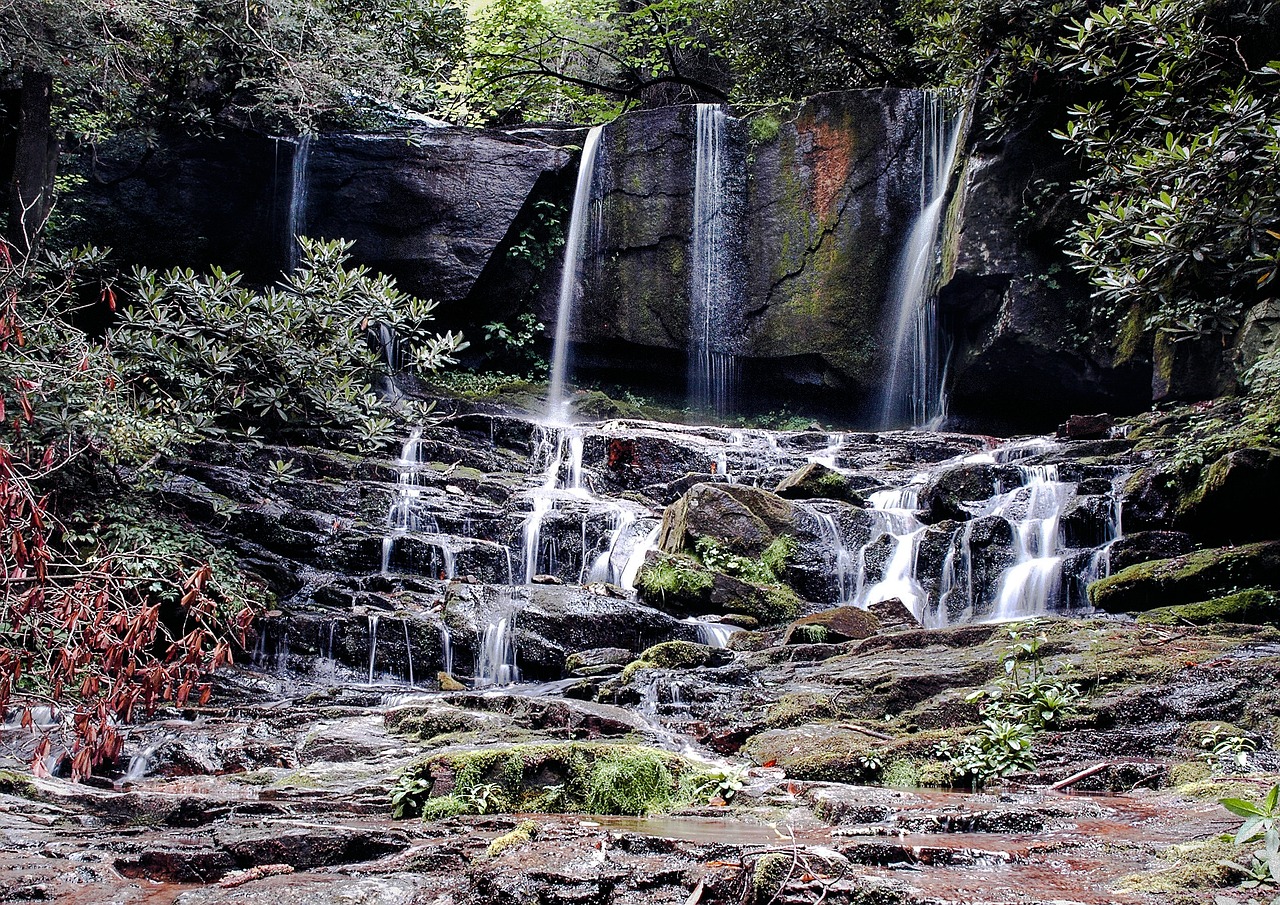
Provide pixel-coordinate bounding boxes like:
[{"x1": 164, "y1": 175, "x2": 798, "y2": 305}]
[
  {"x1": 688, "y1": 104, "x2": 736, "y2": 418},
  {"x1": 879, "y1": 94, "x2": 964, "y2": 428}
]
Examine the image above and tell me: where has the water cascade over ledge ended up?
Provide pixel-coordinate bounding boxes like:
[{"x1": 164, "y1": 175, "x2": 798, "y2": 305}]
[
  {"x1": 688, "y1": 104, "x2": 736, "y2": 418},
  {"x1": 879, "y1": 94, "x2": 964, "y2": 429},
  {"x1": 545, "y1": 125, "x2": 605, "y2": 424}
]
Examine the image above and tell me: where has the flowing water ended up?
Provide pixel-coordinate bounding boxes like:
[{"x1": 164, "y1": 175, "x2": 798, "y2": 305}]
[
  {"x1": 688, "y1": 104, "x2": 737, "y2": 418},
  {"x1": 287, "y1": 135, "x2": 311, "y2": 272},
  {"x1": 879, "y1": 95, "x2": 964, "y2": 428},
  {"x1": 546, "y1": 126, "x2": 605, "y2": 424}
]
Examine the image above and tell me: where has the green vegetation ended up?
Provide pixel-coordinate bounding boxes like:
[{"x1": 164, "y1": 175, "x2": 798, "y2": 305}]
[
  {"x1": 1139, "y1": 589, "x2": 1280, "y2": 627},
  {"x1": 390, "y1": 742, "x2": 723, "y2": 819},
  {"x1": 487, "y1": 820, "x2": 540, "y2": 857},
  {"x1": 634, "y1": 553, "x2": 715, "y2": 607},
  {"x1": 942, "y1": 626, "x2": 1083, "y2": 788}
]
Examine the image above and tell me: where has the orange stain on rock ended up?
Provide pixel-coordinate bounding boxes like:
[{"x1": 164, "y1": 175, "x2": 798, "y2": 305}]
[{"x1": 808, "y1": 121, "x2": 855, "y2": 224}]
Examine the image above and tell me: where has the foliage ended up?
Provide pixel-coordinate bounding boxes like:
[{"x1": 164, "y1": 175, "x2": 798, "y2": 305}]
[
  {"x1": 585, "y1": 748, "x2": 676, "y2": 815},
  {"x1": 687, "y1": 763, "x2": 749, "y2": 804},
  {"x1": 1218, "y1": 785, "x2": 1280, "y2": 902},
  {"x1": 1201, "y1": 725, "x2": 1259, "y2": 773},
  {"x1": 693, "y1": 534, "x2": 794, "y2": 586},
  {"x1": 943, "y1": 624, "x2": 1083, "y2": 787},
  {"x1": 635, "y1": 553, "x2": 714, "y2": 603},
  {"x1": 1, "y1": 0, "x2": 469, "y2": 136},
  {"x1": 111, "y1": 237, "x2": 466, "y2": 451},
  {"x1": 484, "y1": 313, "x2": 548, "y2": 380}
]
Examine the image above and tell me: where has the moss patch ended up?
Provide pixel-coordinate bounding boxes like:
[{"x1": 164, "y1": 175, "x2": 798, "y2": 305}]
[
  {"x1": 487, "y1": 820, "x2": 539, "y2": 857},
  {"x1": 396, "y1": 742, "x2": 712, "y2": 819},
  {"x1": 1138, "y1": 588, "x2": 1279, "y2": 626},
  {"x1": 752, "y1": 852, "x2": 794, "y2": 904},
  {"x1": 1119, "y1": 837, "x2": 1243, "y2": 898},
  {"x1": 1089, "y1": 542, "x2": 1280, "y2": 612},
  {"x1": 635, "y1": 553, "x2": 714, "y2": 609},
  {"x1": 619, "y1": 640, "x2": 713, "y2": 683}
]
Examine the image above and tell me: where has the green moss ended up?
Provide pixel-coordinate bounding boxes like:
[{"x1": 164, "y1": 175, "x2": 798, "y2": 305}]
[
  {"x1": 487, "y1": 820, "x2": 539, "y2": 857},
  {"x1": 0, "y1": 769, "x2": 36, "y2": 797},
  {"x1": 386, "y1": 706, "x2": 485, "y2": 740},
  {"x1": 758, "y1": 584, "x2": 802, "y2": 623},
  {"x1": 881, "y1": 759, "x2": 922, "y2": 789},
  {"x1": 1089, "y1": 542, "x2": 1280, "y2": 612},
  {"x1": 1169, "y1": 760, "x2": 1212, "y2": 787},
  {"x1": 619, "y1": 640, "x2": 713, "y2": 683},
  {"x1": 1119, "y1": 837, "x2": 1242, "y2": 898},
  {"x1": 763, "y1": 692, "x2": 841, "y2": 728},
  {"x1": 420, "y1": 794, "x2": 474, "y2": 821},
  {"x1": 789, "y1": 624, "x2": 830, "y2": 645},
  {"x1": 748, "y1": 112, "x2": 783, "y2": 146},
  {"x1": 397, "y1": 742, "x2": 703, "y2": 819},
  {"x1": 759, "y1": 535, "x2": 797, "y2": 579},
  {"x1": 752, "y1": 852, "x2": 794, "y2": 904},
  {"x1": 635, "y1": 553, "x2": 714, "y2": 606},
  {"x1": 1138, "y1": 588, "x2": 1279, "y2": 626}
]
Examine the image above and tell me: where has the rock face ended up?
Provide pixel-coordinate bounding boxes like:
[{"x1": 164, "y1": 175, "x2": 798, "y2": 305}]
[
  {"x1": 559, "y1": 91, "x2": 924, "y2": 415},
  {"x1": 941, "y1": 130, "x2": 1153, "y2": 431},
  {"x1": 659, "y1": 484, "x2": 796, "y2": 557},
  {"x1": 66, "y1": 123, "x2": 577, "y2": 324}
]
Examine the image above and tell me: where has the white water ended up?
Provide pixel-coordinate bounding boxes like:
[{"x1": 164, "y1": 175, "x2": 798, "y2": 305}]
[
  {"x1": 439, "y1": 624, "x2": 454, "y2": 677},
  {"x1": 287, "y1": 135, "x2": 311, "y2": 272},
  {"x1": 381, "y1": 428, "x2": 456, "y2": 579},
  {"x1": 688, "y1": 104, "x2": 736, "y2": 418},
  {"x1": 879, "y1": 95, "x2": 963, "y2": 428},
  {"x1": 402, "y1": 619, "x2": 415, "y2": 686},
  {"x1": 520, "y1": 426, "x2": 589, "y2": 582},
  {"x1": 681, "y1": 617, "x2": 742, "y2": 649},
  {"x1": 857, "y1": 482, "x2": 928, "y2": 617},
  {"x1": 367, "y1": 614, "x2": 380, "y2": 684},
  {"x1": 476, "y1": 594, "x2": 522, "y2": 687},
  {"x1": 546, "y1": 126, "x2": 605, "y2": 424}
]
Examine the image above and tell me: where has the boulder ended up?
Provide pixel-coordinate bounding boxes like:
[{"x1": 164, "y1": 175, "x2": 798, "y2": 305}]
[
  {"x1": 658, "y1": 483, "x2": 795, "y2": 557},
  {"x1": 1176, "y1": 447, "x2": 1280, "y2": 544},
  {"x1": 214, "y1": 822, "x2": 410, "y2": 870},
  {"x1": 1058, "y1": 414, "x2": 1115, "y2": 441},
  {"x1": 867, "y1": 598, "x2": 922, "y2": 634},
  {"x1": 784, "y1": 606, "x2": 881, "y2": 645},
  {"x1": 774, "y1": 463, "x2": 866, "y2": 506},
  {"x1": 1106, "y1": 531, "x2": 1195, "y2": 573},
  {"x1": 918, "y1": 463, "x2": 1000, "y2": 522},
  {"x1": 1089, "y1": 541, "x2": 1280, "y2": 613},
  {"x1": 564, "y1": 648, "x2": 634, "y2": 677}
]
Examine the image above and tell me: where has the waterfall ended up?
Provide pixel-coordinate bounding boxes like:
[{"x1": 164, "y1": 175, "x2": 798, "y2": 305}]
[
  {"x1": 989, "y1": 464, "x2": 1072, "y2": 619},
  {"x1": 620, "y1": 524, "x2": 661, "y2": 591},
  {"x1": 520, "y1": 426, "x2": 587, "y2": 582},
  {"x1": 879, "y1": 95, "x2": 963, "y2": 429},
  {"x1": 688, "y1": 104, "x2": 736, "y2": 418},
  {"x1": 367, "y1": 614, "x2": 380, "y2": 684},
  {"x1": 681, "y1": 617, "x2": 742, "y2": 649},
  {"x1": 439, "y1": 624, "x2": 454, "y2": 677},
  {"x1": 857, "y1": 482, "x2": 928, "y2": 618},
  {"x1": 402, "y1": 620, "x2": 415, "y2": 686},
  {"x1": 382, "y1": 428, "x2": 456, "y2": 579},
  {"x1": 546, "y1": 125, "x2": 605, "y2": 424},
  {"x1": 476, "y1": 595, "x2": 522, "y2": 687},
  {"x1": 804, "y1": 506, "x2": 857, "y2": 605},
  {"x1": 287, "y1": 135, "x2": 311, "y2": 272}
]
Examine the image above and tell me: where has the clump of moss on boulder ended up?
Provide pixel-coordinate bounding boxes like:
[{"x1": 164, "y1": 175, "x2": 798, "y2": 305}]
[
  {"x1": 391, "y1": 742, "x2": 715, "y2": 820},
  {"x1": 774, "y1": 463, "x2": 866, "y2": 506},
  {"x1": 1089, "y1": 541, "x2": 1280, "y2": 612},
  {"x1": 619, "y1": 640, "x2": 717, "y2": 683},
  {"x1": 1138, "y1": 588, "x2": 1279, "y2": 626},
  {"x1": 487, "y1": 820, "x2": 539, "y2": 857}
]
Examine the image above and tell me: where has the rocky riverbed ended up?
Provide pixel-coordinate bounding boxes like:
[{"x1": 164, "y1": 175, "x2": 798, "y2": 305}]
[{"x1": 1, "y1": 410, "x2": 1277, "y2": 904}]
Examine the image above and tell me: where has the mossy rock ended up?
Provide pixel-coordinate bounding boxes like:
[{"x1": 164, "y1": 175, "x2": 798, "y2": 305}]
[
  {"x1": 658, "y1": 483, "x2": 796, "y2": 558},
  {"x1": 1119, "y1": 837, "x2": 1244, "y2": 897},
  {"x1": 619, "y1": 640, "x2": 716, "y2": 683},
  {"x1": 783, "y1": 605, "x2": 880, "y2": 644},
  {"x1": 1177, "y1": 446, "x2": 1280, "y2": 544},
  {"x1": 399, "y1": 742, "x2": 709, "y2": 819},
  {"x1": 774, "y1": 463, "x2": 866, "y2": 506},
  {"x1": 487, "y1": 820, "x2": 539, "y2": 857},
  {"x1": 634, "y1": 552, "x2": 714, "y2": 613},
  {"x1": 1089, "y1": 541, "x2": 1280, "y2": 613},
  {"x1": 752, "y1": 852, "x2": 793, "y2": 904},
  {"x1": 1138, "y1": 588, "x2": 1280, "y2": 626}
]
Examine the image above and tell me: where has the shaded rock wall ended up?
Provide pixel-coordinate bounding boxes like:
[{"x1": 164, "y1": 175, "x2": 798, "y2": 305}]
[{"x1": 66, "y1": 124, "x2": 578, "y2": 326}]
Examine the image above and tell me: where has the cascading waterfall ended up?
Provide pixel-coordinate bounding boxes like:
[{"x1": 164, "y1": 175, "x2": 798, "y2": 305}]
[
  {"x1": 879, "y1": 94, "x2": 963, "y2": 429},
  {"x1": 688, "y1": 104, "x2": 737, "y2": 418},
  {"x1": 476, "y1": 592, "x2": 523, "y2": 687},
  {"x1": 680, "y1": 617, "x2": 742, "y2": 649},
  {"x1": 439, "y1": 624, "x2": 454, "y2": 677},
  {"x1": 367, "y1": 614, "x2": 380, "y2": 684},
  {"x1": 382, "y1": 429, "x2": 457, "y2": 579},
  {"x1": 990, "y1": 463, "x2": 1072, "y2": 620},
  {"x1": 857, "y1": 483, "x2": 929, "y2": 617},
  {"x1": 402, "y1": 620, "x2": 415, "y2": 686},
  {"x1": 287, "y1": 135, "x2": 311, "y2": 272},
  {"x1": 520, "y1": 426, "x2": 588, "y2": 582},
  {"x1": 546, "y1": 126, "x2": 605, "y2": 424}
]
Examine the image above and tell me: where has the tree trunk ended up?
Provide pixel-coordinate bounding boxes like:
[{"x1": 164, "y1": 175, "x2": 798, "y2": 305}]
[{"x1": 7, "y1": 70, "x2": 58, "y2": 253}]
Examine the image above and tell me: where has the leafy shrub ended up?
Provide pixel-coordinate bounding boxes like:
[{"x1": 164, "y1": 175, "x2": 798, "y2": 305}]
[{"x1": 112, "y1": 237, "x2": 466, "y2": 450}]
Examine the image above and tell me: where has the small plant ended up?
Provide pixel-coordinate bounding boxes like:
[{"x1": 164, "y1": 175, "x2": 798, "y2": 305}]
[
  {"x1": 858, "y1": 749, "x2": 887, "y2": 776},
  {"x1": 390, "y1": 771, "x2": 432, "y2": 819},
  {"x1": 1217, "y1": 785, "x2": 1280, "y2": 903},
  {"x1": 939, "y1": 719, "x2": 1037, "y2": 785},
  {"x1": 267, "y1": 458, "x2": 301, "y2": 485},
  {"x1": 465, "y1": 782, "x2": 506, "y2": 815},
  {"x1": 691, "y1": 764, "x2": 749, "y2": 804},
  {"x1": 1201, "y1": 726, "x2": 1258, "y2": 774}
]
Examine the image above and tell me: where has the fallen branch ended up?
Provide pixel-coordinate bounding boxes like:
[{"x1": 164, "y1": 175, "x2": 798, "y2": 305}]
[{"x1": 1050, "y1": 762, "x2": 1111, "y2": 792}]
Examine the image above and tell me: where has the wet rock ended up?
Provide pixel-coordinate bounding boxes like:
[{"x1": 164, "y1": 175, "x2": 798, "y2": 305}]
[
  {"x1": 1176, "y1": 446, "x2": 1280, "y2": 544},
  {"x1": 774, "y1": 463, "x2": 865, "y2": 506},
  {"x1": 783, "y1": 606, "x2": 880, "y2": 645},
  {"x1": 214, "y1": 821, "x2": 410, "y2": 869},
  {"x1": 867, "y1": 598, "x2": 922, "y2": 634},
  {"x1": 565, "y1": 648, "x2": 635, "y2": 677},
  {"x1": 115, "y1": 847, "x2": 237, "y2": 883},
  {"x1": 1058, "y1": 413, "x2": 1115, "y2": 441},
  {"x1": 1137, "y1": 589, "x2": 1280, "y2": 627},
  {"x1": 658, "y1": 484, "x2": 795, "y2": 557},
  {"x1": 1121, "y1": 466, "x2": 1184, "y2": 533},
  {"x1": 919, "y1": 463, "x2": 1000, "y2": 523},
  {"x1": 1060, "y1": 494, "x2": 1118, "y2": 548},
  {"x1": 1089, "y1": 541, "x2": 1280, "y2": 613},
  {"x1": 1106, "y1": 531, "x2": 1195, "y2": 572}
]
